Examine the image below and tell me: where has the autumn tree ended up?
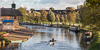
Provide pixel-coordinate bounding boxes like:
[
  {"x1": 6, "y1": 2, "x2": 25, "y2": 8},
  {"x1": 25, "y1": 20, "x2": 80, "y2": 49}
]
[
  {"x1": 26, "y1": 12, "x2": 34, "y2": 23},
  {"x1": 49, "y1": 7, "x2": 54, "y2": 10},
  {"x1": 66, "y1": 7, "x2": 75, "y2": 10},
  {"x1": 47, "y1": 10, "x2": 55, "y2": 24},
  {"x1": 61, "y1": 15, "x2": 64, "y2": 23},
  {"x1": 18, "y1": 7, "x2": 27, "y2": 22},
  {"x1": 71, "y1": 10, "x2": 77, "y2": 26},
  {"x1": 32, "y1": 11, "x2": 41, "y2": 23},
  {"x1": 40, "y1": 9, "x2": 48, "y2": 25},
  {"x1": 64, "y1": 15, "x2": 68, "y2": 25},
  {"x1": 55, "y1": 15, "x2": 60, "y2": 24},
  {"x1": 67, "y1": 12, "x2": 72, "y2": 25},
  {"x1": 30, "y1": 8, "x2": 35, "y2": 11}
]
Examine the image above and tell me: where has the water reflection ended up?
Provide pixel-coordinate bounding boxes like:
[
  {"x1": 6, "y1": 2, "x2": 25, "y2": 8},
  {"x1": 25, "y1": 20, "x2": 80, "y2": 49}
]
[{"x1": 4, "y1": 25, "x2": 87, "y2": 50}]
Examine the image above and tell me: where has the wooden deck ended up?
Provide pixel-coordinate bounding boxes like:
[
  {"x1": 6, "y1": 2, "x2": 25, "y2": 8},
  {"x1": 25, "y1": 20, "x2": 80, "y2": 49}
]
[{"x1": 4, "y1": 26, "x2": 33, "y2": 42}]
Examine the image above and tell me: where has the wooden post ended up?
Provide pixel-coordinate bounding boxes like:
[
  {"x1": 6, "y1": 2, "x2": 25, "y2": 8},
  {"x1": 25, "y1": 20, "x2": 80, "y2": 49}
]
[
  {"x1": 0, "y1": 41, "x2": 1, "y2": 47},
  {"x1": 2, "y1": 40, "x2": 5, "y2": 47}
]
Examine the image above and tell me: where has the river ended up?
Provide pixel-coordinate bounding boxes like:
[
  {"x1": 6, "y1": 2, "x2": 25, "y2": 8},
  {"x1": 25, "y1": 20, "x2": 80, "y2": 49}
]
[{"x1": 4, "y1": 25, "x2": 87, "y2": 50}]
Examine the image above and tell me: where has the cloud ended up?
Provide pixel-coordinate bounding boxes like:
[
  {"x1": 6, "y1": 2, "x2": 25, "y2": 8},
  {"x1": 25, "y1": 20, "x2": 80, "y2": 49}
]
[{"x1": 1, "y1": 0, "x2": 85, "y2": 10}]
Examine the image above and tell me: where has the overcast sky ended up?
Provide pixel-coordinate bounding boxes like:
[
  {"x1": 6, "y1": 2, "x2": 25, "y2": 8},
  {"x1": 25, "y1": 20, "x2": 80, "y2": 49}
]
[{"x1": 0, "y1": 0, "x2": 85, "y2": 10}]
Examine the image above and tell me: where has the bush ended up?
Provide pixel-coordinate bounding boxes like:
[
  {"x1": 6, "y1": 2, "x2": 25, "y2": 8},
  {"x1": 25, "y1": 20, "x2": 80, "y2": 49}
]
[{"x1": 0, "y1": 32, "x2": 7, "y2": 35}]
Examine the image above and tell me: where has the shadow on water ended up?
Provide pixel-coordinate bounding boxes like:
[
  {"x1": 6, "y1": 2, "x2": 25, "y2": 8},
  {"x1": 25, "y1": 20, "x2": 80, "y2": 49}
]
[{"x1": 3, "y1": 25, "x2": 88, "y2": 50}]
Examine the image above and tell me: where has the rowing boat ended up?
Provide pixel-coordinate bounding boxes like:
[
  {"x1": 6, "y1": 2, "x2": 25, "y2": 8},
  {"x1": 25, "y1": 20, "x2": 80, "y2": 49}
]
[
  {"x1": 1, "y1": 33, "x2": 9, "y2": 37},
  {"x1": 49, "y1": 41, "x2": 56, "y2": 45}
]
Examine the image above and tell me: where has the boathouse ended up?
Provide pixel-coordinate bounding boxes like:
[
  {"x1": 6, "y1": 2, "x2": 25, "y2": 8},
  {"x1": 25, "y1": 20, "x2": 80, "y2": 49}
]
[
  {"x1": 0, "y1": 3, "x2": 22, "y2": 31},
  {"x1": 0, "y1": 8, "x2": 22, "y2": 31}
]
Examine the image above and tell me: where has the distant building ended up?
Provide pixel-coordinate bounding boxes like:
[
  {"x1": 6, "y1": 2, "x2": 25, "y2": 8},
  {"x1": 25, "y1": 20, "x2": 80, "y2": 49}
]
[{"x1": 31, "y1": 10, "x2": 78, "y2": 17}]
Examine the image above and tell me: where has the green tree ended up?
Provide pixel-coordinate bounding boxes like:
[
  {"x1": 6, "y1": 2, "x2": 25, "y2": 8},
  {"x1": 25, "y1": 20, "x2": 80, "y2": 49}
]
[
  {"x1": 80, "y1": 6, "x2": 100, "y2": 32},
  {"x1": 32, "y1": 11, "x2": 41, "y2": 23},
  {"x1": 61, "y1": 15, "x2": 64, "y2": 23},
  {"x1": 49, "y1": 7, "x2": 54, "y2": 10},
  {"x1": 55, "y1": 15, "x2": 60, "y2": 24},
  {"x1": 75, "y1": 13, "x2": 80, "y2": 23},
  {"x1": 18, "y1": 7, "x2": 27, "y2": 22},
  {"x1": 47, "y1": 10, "x2": 55, "y2": 24},
  {"x1": 86, "y1": 0, "x2": 100, "y2": 6}
]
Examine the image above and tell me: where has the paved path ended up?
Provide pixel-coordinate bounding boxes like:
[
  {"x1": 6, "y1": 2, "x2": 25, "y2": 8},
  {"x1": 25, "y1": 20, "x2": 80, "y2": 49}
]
[{"x1": 4, "y1": 26, "x2": 33, "y2": 42}]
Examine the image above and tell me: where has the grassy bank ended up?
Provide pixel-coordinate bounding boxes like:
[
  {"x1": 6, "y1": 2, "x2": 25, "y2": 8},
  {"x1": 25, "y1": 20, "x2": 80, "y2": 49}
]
[
  {"x1": 88, "y1": 32, "x2": 100, "y2": 50},
  {"x1": 0, "y1": 31, "x2": 7, "y2": 36}
]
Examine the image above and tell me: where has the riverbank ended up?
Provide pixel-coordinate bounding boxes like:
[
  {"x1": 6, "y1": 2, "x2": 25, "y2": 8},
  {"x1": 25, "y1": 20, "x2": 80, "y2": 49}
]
[
  {"x1": 4, "y1": 26, "x2": 33, "y2": 42},
  {"x1": 88, "y1": 32, "x2": 100, "y2": 50}
]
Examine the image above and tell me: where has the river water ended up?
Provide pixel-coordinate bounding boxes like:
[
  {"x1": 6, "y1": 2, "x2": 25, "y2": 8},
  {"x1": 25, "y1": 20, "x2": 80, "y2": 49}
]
[{"x1": 4, "y1": 25, "x2": 87, "y2": 50}]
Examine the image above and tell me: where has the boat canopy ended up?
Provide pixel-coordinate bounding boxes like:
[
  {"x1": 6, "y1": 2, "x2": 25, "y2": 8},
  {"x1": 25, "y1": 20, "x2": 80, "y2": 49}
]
[{"x1": 3, "y1": 20, "x2": 14, "y2": 22}]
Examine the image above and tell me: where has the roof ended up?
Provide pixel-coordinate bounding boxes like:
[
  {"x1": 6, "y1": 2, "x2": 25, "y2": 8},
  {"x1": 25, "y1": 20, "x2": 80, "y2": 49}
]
[{"x1": 1, "y1": 8, "x2": 22, "y2": 16}]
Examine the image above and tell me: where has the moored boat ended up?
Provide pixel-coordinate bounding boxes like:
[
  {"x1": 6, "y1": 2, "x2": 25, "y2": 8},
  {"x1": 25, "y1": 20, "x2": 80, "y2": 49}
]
[{"x1": 1, "y1": 33, "x2": 9, "y2": 37}]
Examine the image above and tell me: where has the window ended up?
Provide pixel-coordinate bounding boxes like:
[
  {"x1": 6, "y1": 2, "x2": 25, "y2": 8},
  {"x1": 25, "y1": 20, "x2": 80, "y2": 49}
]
[{"x1": 14, "y1": 16, "x2": 16, "y2": 19}]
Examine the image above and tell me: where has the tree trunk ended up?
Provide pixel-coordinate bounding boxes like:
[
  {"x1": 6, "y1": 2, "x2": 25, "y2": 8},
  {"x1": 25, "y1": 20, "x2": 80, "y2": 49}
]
[{"x1": 73, "y1": 22, "x2": 74, "y2": 26}]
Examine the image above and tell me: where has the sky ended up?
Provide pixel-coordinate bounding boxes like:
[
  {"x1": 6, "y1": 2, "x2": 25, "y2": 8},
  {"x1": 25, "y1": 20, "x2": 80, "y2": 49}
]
[{"x1": 0, "y1": 0, "x2": 85, "y2": 10}]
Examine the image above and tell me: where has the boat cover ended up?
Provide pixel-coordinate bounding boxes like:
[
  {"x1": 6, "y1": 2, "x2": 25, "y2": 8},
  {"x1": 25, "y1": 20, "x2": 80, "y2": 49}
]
[{"x1": 3, "y1": 20, "x2": 14, "y2": 22}]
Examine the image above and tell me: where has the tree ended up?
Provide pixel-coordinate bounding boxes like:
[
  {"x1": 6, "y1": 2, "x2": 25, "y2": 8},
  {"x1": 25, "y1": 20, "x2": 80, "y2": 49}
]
[
  {"x1": 61, "y1": 15, "x2": 64, "y2": 23},
  {"x1": 66, "y1": 7, "x2": 75, "y2": 10},
  {"x1": 30, "y1": 8, "x2": 35, "y2": 11},
  {"x1": 40, "y1": 9, "x2": 48, "y2": 25},
  {"x1": 55, "y1": 15, "x2": 60, "y2": 24},
  {"x1": 47, "y1": 10, "x2": 55, "y2": 24},
  {"x1": 18, "y1": 7, "x2": 27, "y2": 22},
  {"x1": 71, "y1": 10, "x2": 77, "y2": 26},
  {"x1": 79, "y1": 6, "x2": 100, "y2": 32},
  {"x1": 32, "y1": 11, "x2": 41, "y2": 23},
  {"x1": 75, "y1": 13, "x2": 80, "y2": 23},
  {"x1": 26, "y1": 12, "x2": 34, "y2": 23},
  {"x1": 86, "y1": 0, "x2": 100, "y2": 7},
  {"x1": 49, "y1": 7, "x2": 54, "y2": 10},
  {"x1": 64, "y1": 15, "x2": 68, "y2": 25}
]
